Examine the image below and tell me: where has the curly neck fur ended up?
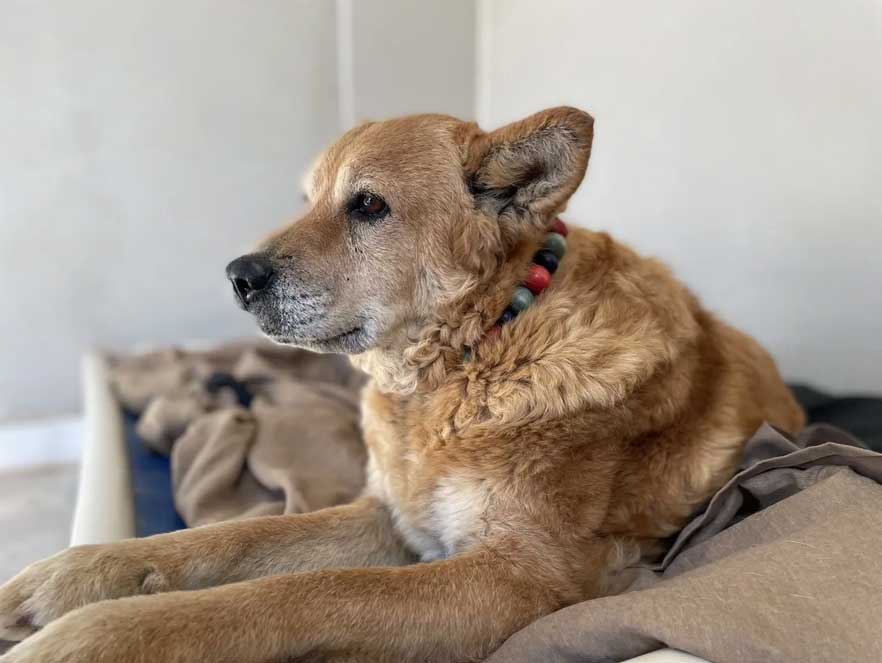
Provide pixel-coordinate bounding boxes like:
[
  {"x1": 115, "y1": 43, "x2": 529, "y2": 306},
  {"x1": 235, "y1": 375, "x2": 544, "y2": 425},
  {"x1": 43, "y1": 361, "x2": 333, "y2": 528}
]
[
  {"x1": 351, "y1": 224, "x2": 702, "y2": 441},
  {"x1": 350, "y1": 227, "x2": 542, "y2": 395}
]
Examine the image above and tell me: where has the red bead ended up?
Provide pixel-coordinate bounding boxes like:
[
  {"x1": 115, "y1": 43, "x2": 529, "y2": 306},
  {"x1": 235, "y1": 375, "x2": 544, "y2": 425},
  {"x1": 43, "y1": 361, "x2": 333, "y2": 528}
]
[
  {"x1": 551, "y1": 217, "x2": 568, "y2": 236},
  {"x1": 524, "y1": 263, "x2": 552, "y2": 294}
]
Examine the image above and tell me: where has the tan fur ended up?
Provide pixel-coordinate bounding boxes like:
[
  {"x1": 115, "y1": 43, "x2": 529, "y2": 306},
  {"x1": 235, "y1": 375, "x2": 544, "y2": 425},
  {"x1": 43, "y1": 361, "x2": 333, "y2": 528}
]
[{"x1": 0, "y1": 107, "x2": 804, "y2": 663}]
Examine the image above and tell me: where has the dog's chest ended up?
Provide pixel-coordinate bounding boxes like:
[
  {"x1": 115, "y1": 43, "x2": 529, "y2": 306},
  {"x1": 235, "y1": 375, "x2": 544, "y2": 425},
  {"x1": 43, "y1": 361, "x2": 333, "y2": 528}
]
[
  {"x1": 361, "y1": 387, "x2": 490, "y2": 561},
  {"x1": 369, "y1": 460, "x2": 489, "y2": 561}
]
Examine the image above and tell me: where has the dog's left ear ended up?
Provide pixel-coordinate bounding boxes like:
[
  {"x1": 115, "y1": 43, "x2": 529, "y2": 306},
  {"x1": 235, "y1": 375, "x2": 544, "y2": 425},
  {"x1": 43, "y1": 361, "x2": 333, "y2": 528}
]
[{"x1": 464, "y1": 107, "x2": 594, "y2": 224}]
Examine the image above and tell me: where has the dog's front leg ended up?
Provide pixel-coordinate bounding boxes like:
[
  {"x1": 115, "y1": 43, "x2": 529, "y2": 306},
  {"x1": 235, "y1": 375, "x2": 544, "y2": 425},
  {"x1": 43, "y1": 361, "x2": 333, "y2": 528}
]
[
  {"x1": 1, "y1": 547, "x2": 565, "y2": 663},
  {"x1": 0, "y1": 497, "x2": 414, "y2": 641}
]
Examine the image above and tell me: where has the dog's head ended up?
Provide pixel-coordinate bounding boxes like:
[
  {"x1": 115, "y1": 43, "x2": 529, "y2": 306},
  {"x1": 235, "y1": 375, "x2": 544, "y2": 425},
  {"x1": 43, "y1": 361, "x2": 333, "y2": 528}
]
[{"x1": 226, "y1": 107, "x2": 593, "y2": 354}]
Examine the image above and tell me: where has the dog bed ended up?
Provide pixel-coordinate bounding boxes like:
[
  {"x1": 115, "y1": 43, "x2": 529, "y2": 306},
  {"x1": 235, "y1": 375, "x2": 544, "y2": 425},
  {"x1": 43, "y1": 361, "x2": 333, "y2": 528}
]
[{"x1": 71, "y1": 345, "x2": 882, "y2": 662}]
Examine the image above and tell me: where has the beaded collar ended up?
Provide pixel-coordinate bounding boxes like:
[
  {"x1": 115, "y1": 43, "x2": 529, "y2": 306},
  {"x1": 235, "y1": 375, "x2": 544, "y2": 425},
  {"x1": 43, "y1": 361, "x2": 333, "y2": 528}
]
[{"x1": 464, "y1": 217, "x2": 568, "y2": 360}]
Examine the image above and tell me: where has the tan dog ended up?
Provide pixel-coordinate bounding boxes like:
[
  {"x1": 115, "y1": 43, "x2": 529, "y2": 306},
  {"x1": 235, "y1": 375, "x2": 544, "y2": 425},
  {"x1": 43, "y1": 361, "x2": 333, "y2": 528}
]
[{"x1": 0, "y1": 108, "x2": 804, "y2": 663}]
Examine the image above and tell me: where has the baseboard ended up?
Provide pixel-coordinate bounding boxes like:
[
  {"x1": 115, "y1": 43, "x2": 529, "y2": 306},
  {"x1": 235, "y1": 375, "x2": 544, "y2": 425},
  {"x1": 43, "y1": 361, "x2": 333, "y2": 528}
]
[{"x1": 0, "y1": 416, "x2": 82, "y2": 471}]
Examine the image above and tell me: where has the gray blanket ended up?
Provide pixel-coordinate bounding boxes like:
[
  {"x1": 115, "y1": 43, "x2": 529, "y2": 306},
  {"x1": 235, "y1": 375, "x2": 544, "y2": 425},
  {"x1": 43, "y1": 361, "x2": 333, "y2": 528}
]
[{"x1": 487, "y1": 424, "x2": 882, "y2": 663}]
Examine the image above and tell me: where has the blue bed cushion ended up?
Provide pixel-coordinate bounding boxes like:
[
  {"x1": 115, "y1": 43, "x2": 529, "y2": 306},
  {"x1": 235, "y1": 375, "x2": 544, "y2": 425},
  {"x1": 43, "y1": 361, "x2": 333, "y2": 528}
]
[{"x1": 124, "y1": 412, "x2": 186, "y2": 536}]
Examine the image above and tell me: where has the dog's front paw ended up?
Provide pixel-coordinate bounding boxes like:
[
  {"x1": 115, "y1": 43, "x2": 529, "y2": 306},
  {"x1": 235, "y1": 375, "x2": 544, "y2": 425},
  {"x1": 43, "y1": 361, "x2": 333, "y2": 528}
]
[
  {"x1": 2, "y1": 593, "x2": 231, "y2": 663},
  {"x1": 0, "y1": 543, "x2": 171, "y2": 640},
  {"x1": 0, "y1": 598, "x2": 157, "y2": 663}
]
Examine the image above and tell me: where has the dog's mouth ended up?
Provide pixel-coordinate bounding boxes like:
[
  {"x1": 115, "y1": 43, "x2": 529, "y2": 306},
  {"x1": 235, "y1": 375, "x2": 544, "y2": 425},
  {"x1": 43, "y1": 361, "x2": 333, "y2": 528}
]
[
  {"x1": 310, "y1": 325, "x2": 364, "y2": 345},
  {"x1": 268, "y1": 322, "x2": 370, "y2": 354},
  {"x1": 300, "y1": 325, "x2": 364, "y2": 345}
]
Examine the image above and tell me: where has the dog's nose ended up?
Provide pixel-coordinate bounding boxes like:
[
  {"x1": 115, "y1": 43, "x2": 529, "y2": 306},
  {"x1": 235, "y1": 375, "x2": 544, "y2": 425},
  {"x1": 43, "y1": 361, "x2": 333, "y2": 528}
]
[{"x1": 226, "y1": 255, "x2": 274, "y2": 307}]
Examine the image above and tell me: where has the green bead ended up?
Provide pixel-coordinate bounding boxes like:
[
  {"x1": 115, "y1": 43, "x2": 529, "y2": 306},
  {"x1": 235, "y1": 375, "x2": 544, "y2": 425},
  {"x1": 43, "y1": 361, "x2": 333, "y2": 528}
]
[
  {"x1": 544, "y1": 232, "x2": 567, "y2": 259},
  {"x1": 511, "y1": 286, "x2": 534, "y2": 312}
]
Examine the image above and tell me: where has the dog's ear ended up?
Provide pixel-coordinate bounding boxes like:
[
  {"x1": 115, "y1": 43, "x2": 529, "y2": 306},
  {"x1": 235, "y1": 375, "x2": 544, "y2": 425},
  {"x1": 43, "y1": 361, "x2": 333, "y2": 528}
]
[{"x1": 464, "y1": 107, "x2": 594, "y2": 224}]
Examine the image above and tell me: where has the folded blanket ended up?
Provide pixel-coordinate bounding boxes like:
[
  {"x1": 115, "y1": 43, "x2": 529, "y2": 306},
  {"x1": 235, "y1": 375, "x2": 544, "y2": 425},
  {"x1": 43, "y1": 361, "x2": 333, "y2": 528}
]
[{"x1": 110, "y1": 341, "x2": 367, "y2": 526}]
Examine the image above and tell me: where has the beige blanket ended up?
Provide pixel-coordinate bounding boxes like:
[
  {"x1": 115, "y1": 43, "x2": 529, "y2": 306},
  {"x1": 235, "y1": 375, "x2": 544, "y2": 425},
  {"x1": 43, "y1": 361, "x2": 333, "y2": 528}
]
[{"x1": 110, "y1": 341, "x2": 366, "y2": 526}]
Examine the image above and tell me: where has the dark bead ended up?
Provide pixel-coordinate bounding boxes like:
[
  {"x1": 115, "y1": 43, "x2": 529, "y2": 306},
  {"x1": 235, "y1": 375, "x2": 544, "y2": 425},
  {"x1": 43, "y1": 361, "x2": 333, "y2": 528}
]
[
  {"x1": 533, "y1": 249, "x2": 559, "y2": 274},
  {"x1": 497, "y1": 306, "x2": 518, "y2": 325}
]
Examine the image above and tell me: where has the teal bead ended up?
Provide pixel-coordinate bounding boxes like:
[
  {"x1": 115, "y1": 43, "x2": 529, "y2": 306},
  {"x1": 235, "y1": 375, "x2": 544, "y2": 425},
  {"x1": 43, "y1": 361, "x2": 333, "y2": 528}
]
[
  {"x1": 543, "y1": 232, "x2": 567, "y2": 259},
  {"x1": 510, "y1": 286, "x2": 534, "y2": 312}
]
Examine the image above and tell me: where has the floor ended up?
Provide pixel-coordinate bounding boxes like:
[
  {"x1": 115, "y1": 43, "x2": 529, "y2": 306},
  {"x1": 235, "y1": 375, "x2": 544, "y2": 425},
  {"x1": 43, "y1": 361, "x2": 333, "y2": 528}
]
[{"x1": 0, "y1": 463, "x2": 77, "y2": 585}]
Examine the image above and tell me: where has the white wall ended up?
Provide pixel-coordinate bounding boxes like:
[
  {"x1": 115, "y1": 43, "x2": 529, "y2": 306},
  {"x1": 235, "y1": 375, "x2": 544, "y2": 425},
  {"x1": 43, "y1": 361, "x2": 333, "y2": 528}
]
[
  {"x1": 0, "y1": 0, "x2": 477, "y2": 422},
  {"x1": 0, "y1": 1, "x2": 339, "y2": 420},
  {"x1": 479, "y1": 0, "x2": 882, "y2": 392},
  {"x1": 3, "y1": 0, "x2": 878, "y2": 421},
  {"x1": 345, "y1": 0, "x2": 475, "y2": 123}
]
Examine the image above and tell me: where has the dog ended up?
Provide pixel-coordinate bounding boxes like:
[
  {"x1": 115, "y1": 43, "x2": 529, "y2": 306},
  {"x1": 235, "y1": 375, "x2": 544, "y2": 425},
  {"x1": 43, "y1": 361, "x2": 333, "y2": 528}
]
[{"x1": 0, "y1": 107, "x2": 804, "y2": 662}]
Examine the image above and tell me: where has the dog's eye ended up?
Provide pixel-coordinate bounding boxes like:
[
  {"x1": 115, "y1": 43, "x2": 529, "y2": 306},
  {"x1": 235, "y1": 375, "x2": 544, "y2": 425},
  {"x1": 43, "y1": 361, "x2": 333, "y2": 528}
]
[{"x1": 349, "y1": 192, "x2": 389, "y2": 221}]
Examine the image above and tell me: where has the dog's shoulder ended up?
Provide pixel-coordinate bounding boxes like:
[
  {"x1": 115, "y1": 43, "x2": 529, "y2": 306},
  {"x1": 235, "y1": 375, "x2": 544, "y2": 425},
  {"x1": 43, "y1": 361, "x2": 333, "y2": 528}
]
[{"x1": 450, "y1": 228, "x2": 700, "y2": 431}]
